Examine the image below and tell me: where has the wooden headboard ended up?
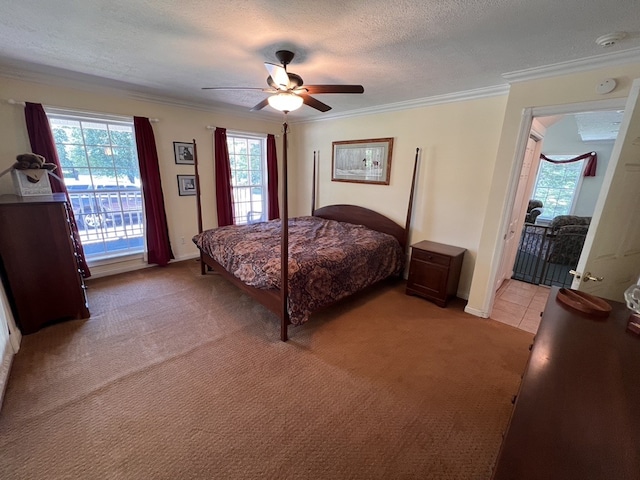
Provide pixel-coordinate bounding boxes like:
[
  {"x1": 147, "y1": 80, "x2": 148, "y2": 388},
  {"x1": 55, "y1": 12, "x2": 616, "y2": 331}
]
[
  {"x1": 311, "y1": 147, "x2": 419, "y2": 253},
  {"x1": 313, "y1": 204, "x2": 407, "y2": 250}
]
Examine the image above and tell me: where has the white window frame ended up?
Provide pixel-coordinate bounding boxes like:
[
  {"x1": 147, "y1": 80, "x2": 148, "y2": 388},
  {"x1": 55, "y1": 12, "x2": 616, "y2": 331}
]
[
  {"x1": 532, "y1": 155, "x2": 586, "y2": 221},
  {"x1": 46, "y1": 108, "x2": 146, "y2": 264},
  {"x1": 226, "y1": 131, "x2": 268, "y2": 225}
]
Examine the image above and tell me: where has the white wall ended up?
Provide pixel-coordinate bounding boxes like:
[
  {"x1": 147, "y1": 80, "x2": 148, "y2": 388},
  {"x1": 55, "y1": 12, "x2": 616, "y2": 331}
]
[
  {"x1": 468, "y1": 62, "x2": 640, "y2": 317},
  {"x1": 291, "y1": 95, "x2": 509, "y2": 298}
]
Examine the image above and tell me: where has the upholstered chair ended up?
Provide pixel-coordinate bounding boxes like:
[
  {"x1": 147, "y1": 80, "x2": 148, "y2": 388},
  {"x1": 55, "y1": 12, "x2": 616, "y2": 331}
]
[{"x1": 525, "y1": 200, "x2": 544, "y2": 224}]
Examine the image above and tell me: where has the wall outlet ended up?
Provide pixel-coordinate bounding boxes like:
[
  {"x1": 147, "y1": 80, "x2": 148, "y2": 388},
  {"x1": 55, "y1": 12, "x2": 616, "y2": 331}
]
[{"x1": 181, "y1": 236, "x2": 185, "y2": 245}]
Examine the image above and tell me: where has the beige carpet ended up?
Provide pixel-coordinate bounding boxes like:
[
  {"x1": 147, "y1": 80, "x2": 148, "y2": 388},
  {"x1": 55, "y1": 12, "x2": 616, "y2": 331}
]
[{"x1": 0, "y1": 260, "x2": 532, "y2": 479}]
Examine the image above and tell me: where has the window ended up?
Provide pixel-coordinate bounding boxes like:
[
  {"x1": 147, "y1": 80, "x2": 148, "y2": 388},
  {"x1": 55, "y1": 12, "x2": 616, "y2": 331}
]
[
  {"x1": 48, "y1": 112, "x2": 145, "y2": 261},
  {"x1": 532, "y1": 155, "x2": 585, "y2": 220},
  {"x1": 227, "y1": 133, "x2": 267, "y2": 225}
]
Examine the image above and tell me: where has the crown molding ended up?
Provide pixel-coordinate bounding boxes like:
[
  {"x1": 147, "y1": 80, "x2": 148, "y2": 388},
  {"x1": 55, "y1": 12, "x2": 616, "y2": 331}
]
[
  {"x1": 1, "y1": 64, "x2": 509, "y2": 125},
  {"x1": 502, "y1": 47, "x2": 640, "y2": 84},
  {"x1": 0, "y1": 66, "x2": 284, "y2": 124},
  {"x1": 123, "y1": 91, "x2": 283, "y2": 122},
  {"x1": 11, "y1": 46, "x2": 640, "y2": 128},
  {"x1": 293, "y1": 84, "x2": 510, "y2": 124}
]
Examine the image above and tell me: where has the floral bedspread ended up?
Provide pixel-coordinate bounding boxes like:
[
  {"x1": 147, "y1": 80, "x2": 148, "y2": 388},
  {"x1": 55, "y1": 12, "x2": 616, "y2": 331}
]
[{"x1": 193, "y1": 216, "x2": 404, "y2": 325}]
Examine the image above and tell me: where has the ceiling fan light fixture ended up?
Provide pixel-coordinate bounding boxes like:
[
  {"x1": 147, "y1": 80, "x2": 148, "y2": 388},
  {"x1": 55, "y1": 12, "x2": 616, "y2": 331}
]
[{"x1": 268, "y1": 92, "x2": 303, "y2": 112}]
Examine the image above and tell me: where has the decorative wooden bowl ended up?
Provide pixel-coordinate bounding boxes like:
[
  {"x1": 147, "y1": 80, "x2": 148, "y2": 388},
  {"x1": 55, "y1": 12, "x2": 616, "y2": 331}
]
[{"x1": 556, "y1": 288, "x2": 612, "y2": 318}]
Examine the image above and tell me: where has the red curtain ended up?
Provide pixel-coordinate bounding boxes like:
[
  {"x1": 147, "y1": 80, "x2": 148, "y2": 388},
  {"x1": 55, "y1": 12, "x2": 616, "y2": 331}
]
[
  {"x1": 266, "y1": 134, "x2": 280, "y2": 220},
  {"x1": 133, "y1": 117, "x2": 174, "y2": 266},
  {"x1": 214, "y1": 128, "x2": 234, "y2": 226},
  {"x1": 24, "y1": 102, "x2": 91, "y2": 278},
  {"x1": 540, "y1": 152, "x2": 597, "y2": 177}
]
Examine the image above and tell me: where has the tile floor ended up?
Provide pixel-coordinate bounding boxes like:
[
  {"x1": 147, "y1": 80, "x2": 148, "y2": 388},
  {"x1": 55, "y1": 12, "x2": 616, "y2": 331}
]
[{"x1": 491, "y1": 279, "x2": 550, "y2": 334}]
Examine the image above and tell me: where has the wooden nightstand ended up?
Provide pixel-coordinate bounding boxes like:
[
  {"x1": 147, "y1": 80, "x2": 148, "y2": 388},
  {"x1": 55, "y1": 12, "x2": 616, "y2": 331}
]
[{"x1": 406, "y1": 240, "x2": 465, "y2": 307}]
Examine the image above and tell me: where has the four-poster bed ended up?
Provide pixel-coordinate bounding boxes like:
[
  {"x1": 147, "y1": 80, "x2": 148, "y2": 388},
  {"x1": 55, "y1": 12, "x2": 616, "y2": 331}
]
[{"x1": 192, "y1": 125, "x2": 419, "y2": 341}]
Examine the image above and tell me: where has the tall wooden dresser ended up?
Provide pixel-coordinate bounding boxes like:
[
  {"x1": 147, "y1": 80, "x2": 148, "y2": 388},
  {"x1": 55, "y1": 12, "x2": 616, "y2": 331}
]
[
  {"x1": 492, "y1": 287, "x2": 640, "y2": 479},
  {"x1": 0, "y1": 194, "x2": 89, "y2": 334}
]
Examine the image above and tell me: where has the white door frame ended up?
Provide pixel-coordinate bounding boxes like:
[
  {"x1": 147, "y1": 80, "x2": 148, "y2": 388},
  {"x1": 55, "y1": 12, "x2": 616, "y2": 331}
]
[{"x1": 485, "y1": 97, "x2": 627, "y2": 315}]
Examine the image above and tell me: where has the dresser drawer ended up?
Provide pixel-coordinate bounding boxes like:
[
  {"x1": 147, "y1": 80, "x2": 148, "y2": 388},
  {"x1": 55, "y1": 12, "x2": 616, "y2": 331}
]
[{"x1": 412, "y1": 248, "x2": 450, "y2": 266}]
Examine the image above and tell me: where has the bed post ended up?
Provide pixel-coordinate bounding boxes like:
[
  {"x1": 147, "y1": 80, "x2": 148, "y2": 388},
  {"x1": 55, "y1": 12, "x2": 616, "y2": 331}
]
[
  {"x1": 311, "y1": 150, "x2": 316, "y2": 215},
  {"x1": 193, "y1": 139, "x2": 206, "y2": 275},
  {"x1": 280, "y1": 122, "x2": 290, "y2": 342},
  {"x1": 404, "y1": 148, "x2": 420, "y2": 253}
]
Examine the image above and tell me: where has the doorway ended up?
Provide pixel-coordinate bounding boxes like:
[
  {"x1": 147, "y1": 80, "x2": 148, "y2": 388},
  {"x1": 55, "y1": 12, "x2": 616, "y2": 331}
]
[
  {"x1": 511, "y1": 110, "x2": 622, "y2": 290},
  {"x1": 492, "y1": 98, "x2": 627, "y2": 329}
]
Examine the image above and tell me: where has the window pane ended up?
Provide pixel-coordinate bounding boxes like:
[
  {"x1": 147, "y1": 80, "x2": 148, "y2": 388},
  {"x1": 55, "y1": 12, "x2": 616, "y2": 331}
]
[
  {"x1": 234, "y1": 170, "x2": 249, "y2": 186},
  {"x1": 112, "y1": 147, "x2": 139, "y2": 183},
  {"x1": 48, "y1": 113, "x2": 145, "y2": 262},
  {"x1": 227, "y1": 134, "x2": 267, "y2": 225},
  {"x1": 233, "y1": 138, "x2": 247, "y2": 154},
  {"x1": 85, "y1": 146, "x2": 114, "y2": 169},
  {"x1": 532, "y1": 157, "x2": 584, "y2": 219},
  {"x1": 57, "y1": 144, "x2": 88, "y2": 169},
  {"x1": 250, "y1": 155, "x2": 261, "y2": 171},
  {"x1": 50, "y1": 118, "x2": 83, "y2": 144},
  {"x1": 82, "y1": 123, "x2": 110, "y2": 145},
  {"x1": 250, "y1": 170, "x2": 262, "y2": 185},
  {"x1": 108, "y1": 125, "x2": 135, "y2": 146}
]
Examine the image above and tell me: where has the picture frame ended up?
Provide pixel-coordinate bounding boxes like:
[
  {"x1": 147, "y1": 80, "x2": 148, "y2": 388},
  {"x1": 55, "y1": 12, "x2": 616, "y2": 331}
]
[
  {"x1": 177, "y1": 175, "x2": 197, "y2": 196},
  {"x1": 331, "y1": 137, "x2": 394, "y2": 185},
  {"x1": 173, "y1": 142, "x2": 195, "y2": 165}
]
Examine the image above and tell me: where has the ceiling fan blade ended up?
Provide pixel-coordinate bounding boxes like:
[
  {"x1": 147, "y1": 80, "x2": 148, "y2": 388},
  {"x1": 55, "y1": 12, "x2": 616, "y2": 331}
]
[
  {"x1": 300, "y1": 94, "x2": 332, "y2": 112},
  {"x1": 202, "y1": 87, "x2": 266, "y2": 91},
  {"x1": 250, "y1": 98, "x2": 270, "y2": 112},
  {"x1": 264, "y1": 62, "x2": 290, "y2": 90},
  {"x1": 303, "y1": 85, "x2": 364, "y2": 94}
]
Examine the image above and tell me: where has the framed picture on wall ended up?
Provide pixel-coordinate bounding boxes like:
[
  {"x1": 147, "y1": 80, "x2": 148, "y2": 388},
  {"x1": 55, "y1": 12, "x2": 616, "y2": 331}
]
[
  {"x1": 174, "y1": 142, "x2": 195, "y2": 165},
  {"x1": 177, "y1": 175, "x2": 197, "y2": 196},
  {"x1": 331, "y1": 137, "x2": 394, "y2": 185}
]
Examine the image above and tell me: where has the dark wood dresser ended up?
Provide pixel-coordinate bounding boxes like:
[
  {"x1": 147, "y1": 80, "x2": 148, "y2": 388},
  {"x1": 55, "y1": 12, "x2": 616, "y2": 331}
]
[
  {"x1": 406, "y1": 240, "x2": 465, "y2": 307},
  {"x1": 0, "y1": 194, "x2": 89, "y2": 334},
  {"x1": 492, "y1": 287, "x2": 640, "y2": 480}
]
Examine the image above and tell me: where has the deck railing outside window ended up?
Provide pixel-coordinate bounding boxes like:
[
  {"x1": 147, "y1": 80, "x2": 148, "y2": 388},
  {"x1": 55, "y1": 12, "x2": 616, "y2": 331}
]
[{"x1": 67, "y1": 186, "x2": 144, "y2": 260}]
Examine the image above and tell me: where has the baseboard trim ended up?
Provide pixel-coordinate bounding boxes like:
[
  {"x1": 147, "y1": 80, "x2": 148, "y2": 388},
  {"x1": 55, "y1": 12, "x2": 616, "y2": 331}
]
[
  {"x1": 88, "y1": 253, "x2": 200, "y2": 279},
  {"x1": 464, "y1": 305, "x2": 490, "y2": 318},
  {"x1": 88, "y1": 258, "x2": 153, "y2": 279}
]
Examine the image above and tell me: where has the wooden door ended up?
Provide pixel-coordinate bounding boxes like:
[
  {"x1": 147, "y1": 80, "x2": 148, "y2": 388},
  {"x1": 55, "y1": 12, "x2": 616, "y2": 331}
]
[
  {"x1": 496, "y1": 135, "x2": 539, "y2": 290},
  {"x1": 571, "y1": 78, "x2": 640, "y2": 300}
]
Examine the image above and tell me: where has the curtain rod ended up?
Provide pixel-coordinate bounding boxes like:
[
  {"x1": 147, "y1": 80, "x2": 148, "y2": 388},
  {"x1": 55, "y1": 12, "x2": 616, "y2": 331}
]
[
  {"x1": 205, "y1": 125, "x2": 280, "y2": 137},
  {"x1": 5, "y1": 99, "x2": 159, "y2": 122}
]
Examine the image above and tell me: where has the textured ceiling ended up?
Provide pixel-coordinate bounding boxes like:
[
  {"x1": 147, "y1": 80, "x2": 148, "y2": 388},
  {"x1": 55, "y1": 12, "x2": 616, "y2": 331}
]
[{"x1": 1, "y1": 0, "x2": 640, "y2": 120}]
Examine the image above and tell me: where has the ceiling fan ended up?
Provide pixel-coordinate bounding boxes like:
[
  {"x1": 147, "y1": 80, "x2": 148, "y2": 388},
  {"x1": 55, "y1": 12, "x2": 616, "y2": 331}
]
[{"x1": 202, "y1": 50, "x2": 364, "y2": 113}]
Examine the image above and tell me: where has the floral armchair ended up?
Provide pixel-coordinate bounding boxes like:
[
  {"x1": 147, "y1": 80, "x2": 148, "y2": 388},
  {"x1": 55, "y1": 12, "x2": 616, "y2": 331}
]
[
  {"x1": 525, "y1": 200, "x2": 544, "y2": 224},
  {"x1": 547, "y1": 215, "x2": 591, "y2": 265}
]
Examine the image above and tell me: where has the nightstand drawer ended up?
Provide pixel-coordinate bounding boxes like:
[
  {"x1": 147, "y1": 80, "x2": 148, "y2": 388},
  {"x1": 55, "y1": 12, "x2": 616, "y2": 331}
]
[
  {"x1": 406, "y1": 240, "x2": 466, "y2": 307},
  {"x1": 412, "y1": 249, "x2": 450, "y2": 266}
]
